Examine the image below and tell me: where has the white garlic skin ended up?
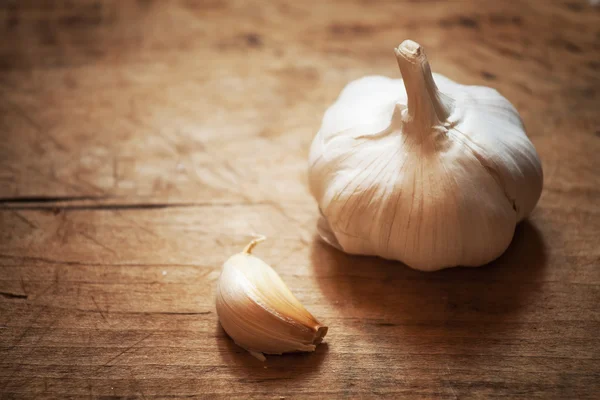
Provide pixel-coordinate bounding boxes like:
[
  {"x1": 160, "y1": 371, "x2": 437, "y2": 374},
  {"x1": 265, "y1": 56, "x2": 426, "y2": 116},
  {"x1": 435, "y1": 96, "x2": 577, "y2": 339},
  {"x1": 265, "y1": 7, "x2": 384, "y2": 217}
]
[
  {"x1": 308, "y1": 40, "x2": 543, "y2": 271},
  {"x1": 216, "y1": 239, "x2": 327, "y2": 360}
]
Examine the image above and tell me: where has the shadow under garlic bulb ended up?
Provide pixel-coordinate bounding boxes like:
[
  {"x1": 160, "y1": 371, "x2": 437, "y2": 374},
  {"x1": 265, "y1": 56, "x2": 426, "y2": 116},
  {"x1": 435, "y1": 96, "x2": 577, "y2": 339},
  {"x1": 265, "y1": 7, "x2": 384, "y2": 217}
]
[{"x1": 308, "y1": 40, "x2": 543, "y2": 271}]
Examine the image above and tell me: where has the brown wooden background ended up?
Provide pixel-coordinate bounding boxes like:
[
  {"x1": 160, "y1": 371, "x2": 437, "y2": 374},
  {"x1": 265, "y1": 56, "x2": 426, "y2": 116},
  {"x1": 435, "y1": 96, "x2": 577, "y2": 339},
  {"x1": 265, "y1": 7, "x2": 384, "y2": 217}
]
[{"x1": 1, "y1": 0, "x2": 599, "y2": 398}]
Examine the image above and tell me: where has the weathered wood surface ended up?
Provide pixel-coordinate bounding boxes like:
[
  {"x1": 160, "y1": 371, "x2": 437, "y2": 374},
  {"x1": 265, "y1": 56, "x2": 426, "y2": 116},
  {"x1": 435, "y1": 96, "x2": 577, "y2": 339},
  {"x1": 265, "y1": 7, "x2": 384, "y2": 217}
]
[{"x1": 1, "y1": 0, "x2": 599, "y2": 398}]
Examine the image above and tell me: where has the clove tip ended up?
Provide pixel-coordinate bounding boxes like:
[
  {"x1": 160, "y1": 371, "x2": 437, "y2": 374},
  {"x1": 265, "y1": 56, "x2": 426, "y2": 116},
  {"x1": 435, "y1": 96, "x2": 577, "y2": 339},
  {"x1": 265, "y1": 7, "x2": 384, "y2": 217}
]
[{"x1": 242, "y1": 235, "x2": 266, "y2": 254}]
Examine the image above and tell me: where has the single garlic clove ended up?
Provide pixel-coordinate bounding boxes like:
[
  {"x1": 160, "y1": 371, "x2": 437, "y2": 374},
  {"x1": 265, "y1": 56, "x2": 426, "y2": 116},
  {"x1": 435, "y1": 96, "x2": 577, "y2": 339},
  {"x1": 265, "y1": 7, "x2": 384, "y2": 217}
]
[{"x1": 216, "y1": 237, "x2": 328, "y2": 361}]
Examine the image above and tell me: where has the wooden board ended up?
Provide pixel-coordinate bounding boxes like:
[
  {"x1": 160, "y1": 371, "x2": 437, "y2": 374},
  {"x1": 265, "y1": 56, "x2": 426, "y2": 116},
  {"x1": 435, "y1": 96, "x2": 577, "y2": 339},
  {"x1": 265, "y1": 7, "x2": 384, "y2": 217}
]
[{"x1": 1, "y1": 0, "x2": 599, "y2": 398}]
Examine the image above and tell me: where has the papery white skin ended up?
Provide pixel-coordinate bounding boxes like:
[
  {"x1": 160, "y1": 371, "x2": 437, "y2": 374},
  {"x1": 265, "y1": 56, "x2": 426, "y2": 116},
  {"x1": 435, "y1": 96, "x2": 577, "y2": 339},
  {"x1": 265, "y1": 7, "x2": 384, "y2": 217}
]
[
  {"x1": 309, "y1": 40, "x2": 543, "y2": 271},
  {"x1": 216, "y1": 237, "x2": 327, "y2": 361}
]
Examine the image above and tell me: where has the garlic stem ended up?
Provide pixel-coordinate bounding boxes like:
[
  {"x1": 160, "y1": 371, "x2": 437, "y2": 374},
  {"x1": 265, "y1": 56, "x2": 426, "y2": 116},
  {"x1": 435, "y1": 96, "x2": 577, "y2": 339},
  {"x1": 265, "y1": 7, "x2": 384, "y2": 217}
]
[{"x1": 394, "y1": 40, "x2": 452, "y2": 133}]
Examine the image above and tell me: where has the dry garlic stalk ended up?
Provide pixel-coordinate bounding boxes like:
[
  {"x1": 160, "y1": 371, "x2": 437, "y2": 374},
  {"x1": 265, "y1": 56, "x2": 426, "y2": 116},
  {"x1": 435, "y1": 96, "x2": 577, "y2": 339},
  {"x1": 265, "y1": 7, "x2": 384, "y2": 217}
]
[
  {"x1": 308, "y1": 40, "x2": 543, "y2": 271},
  {"x1": 216, "y1": 236, "x2": 327, "y2": 361}
]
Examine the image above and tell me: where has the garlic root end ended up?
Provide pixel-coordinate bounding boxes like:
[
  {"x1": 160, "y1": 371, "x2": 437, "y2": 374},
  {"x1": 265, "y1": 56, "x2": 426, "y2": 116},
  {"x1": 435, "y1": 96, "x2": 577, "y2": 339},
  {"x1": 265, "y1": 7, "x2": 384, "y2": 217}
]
[
  {"x1": 313, "y1": 325, "x2": 328, "y2": 345},
  {"x1": 248, "y1": 350, "x2": 267, "y2": 362}
]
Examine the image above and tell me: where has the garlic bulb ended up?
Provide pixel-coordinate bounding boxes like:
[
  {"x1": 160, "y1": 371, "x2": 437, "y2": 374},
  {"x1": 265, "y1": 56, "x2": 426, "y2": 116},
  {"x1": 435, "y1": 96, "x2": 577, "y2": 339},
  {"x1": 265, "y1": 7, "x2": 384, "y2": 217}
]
[
  {"x1": 216, "y1": 237, "x2": 328, "y2": 361},
  {"x1": 308, "y1": 40, "x2": 543, "y2": 271}
]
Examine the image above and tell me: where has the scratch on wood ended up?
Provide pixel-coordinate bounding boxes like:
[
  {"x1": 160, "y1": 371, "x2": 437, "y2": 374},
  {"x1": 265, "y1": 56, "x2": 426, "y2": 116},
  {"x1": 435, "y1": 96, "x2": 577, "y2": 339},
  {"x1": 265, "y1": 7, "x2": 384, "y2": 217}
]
[
  {"x1": 268, "y1": 201, "x2": 294, "y2": 223},
  {"x1": 87, "y1": 330, "x2": 93, "y2": 399},
  {"x1": 2, "y1": 97, "x2": 68, "y2": 152},
  {"x1": 87, "y1": 379, "x2": 92, "y2": 400},
  {"x1": 26, "y1": 165, "x2": 87, "y2": 196},
  {"x1": 221, "y1": 160, "x2": 241, "y2": 185},
  {"x1": 100, "y1": 332, "x2": 154, "y2": 368},
  {"x1": 1, "y1": 313, "x2": 58, "y2": 394},
  {"x1": 72, "y1": 173, "x2": 108, "y2": 196},
  {"x1": 55, "y1": 210, "x2": 69, "y2": 245},
  {"x1": 272, "y1": 244, "x2": 305, "y2": 266},
  {"x1": 19, "y1": 275, "x2": 28, "y2": 296},
  {"x1": 91, "y1": 295, "x2": 110, "y2": 326},
  {"x1": 112, "y1": 157, "x2": 119, "y2": 189},
  {"x1": 128, "y1": 369, "x2": 148, "y2": 400},
  {"x1": 9, "y1": 210, "x2": 38, "y2": 229},
  {"x1": 34, "y1": 280, "x2": 58, "y2": 302},
  {"x1": 6, "y1": 306, "x2": 48, "y2": 350},
  {"x1": 79, "y1": 231, "x2": 117, "y2": 255},
  {"x1": 116, "y1": 210, "x2": 157, "y2": 237},
  {"x1": 126, "y1": 99, "x2": 181, "y2": 158},
  {"x1": 52, "y1": 267, "x2": 60, "y2": 296},
  {"x1": 445, "y1": 365, "x2": 459, "y2": 400}
]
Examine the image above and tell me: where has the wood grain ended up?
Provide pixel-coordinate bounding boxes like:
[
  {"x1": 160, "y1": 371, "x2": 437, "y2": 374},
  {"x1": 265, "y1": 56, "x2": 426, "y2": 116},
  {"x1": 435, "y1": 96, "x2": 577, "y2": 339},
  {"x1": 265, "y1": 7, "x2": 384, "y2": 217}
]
[{"x1": 1, "y1": 0, "x2": 599, "y2": 398}]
